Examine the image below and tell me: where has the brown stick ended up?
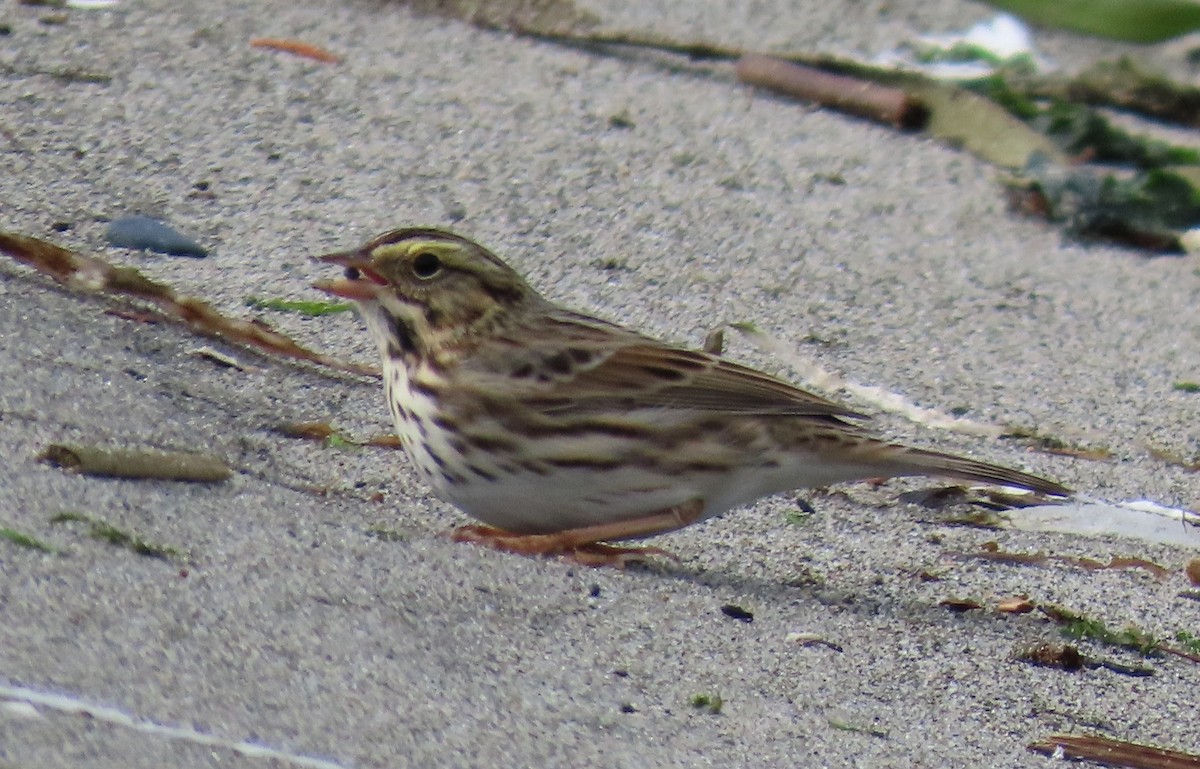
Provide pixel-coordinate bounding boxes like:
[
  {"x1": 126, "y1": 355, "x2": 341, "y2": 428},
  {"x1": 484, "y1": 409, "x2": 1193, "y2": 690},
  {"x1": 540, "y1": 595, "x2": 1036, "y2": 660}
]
[
  {"x1": 1029, "y1": 734, "x2": 1200, "y2": 769},
  {"x1": 735, "y1": 53, "x2": 927, "y2": 130},
  {"x1": 0, "y1": 231, "x2": 376, "y2": 377}
]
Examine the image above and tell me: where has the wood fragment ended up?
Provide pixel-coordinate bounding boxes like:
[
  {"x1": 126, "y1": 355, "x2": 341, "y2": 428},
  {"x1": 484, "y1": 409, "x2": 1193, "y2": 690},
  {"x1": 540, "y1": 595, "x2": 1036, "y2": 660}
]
[
  {"x1": 735, "y1": 54, "x2": 928, "y2": 130},
  {"x1": 997, "y1": 596, "x2": 1035, "y2": 614},
  {"x1": 784, "y1": 632, "x2": 844, "y2": 652},
  {"x1": 1029, "y1": 733, "x2": 1200, "y2": 769},
  {"x1": 0, "y1": 231, "x2": 376, "y2": 377},
  {"x1": 192, "y1": 346, "x2": 253, "y2": 372},
  {"x1": 964, "y1": 545, "x2": 1169, "y2": 580},
  {"x1": 250, "y1": 38, "x2": 340, "y2": 64},
  {"x1": 277, "y1": 421, "x2": 337, "y2": 441},
  {"x1": 1017, "y1": 643, "x2": 1084, "y2": 671},
  {"x1": 1147, "y1": 445, "x2": 1200, "y2": 472},
  {"x1": 939, "y1": 598, "x2": 983, "y2": 612},
  {"x1": 1157, "y1": 645, "x2": 1200, "y2": 664},
  {"x1": 363, "y1": 433, "x2": 404, "y2": 449},
  {"x1": 38, "y1": 444, "x2": 232, "y2": 483}
]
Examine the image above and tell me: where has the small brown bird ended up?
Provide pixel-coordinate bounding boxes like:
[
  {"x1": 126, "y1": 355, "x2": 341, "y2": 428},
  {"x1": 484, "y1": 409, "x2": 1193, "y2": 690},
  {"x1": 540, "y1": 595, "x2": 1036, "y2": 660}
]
[{"x1": 315, "y1": 228, "x2": 1067, "y2": 565}]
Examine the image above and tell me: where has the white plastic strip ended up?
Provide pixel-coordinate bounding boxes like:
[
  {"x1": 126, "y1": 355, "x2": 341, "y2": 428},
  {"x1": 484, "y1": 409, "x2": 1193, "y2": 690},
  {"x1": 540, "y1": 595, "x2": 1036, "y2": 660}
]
[{"x1": 0, "y1": 683, "x2": 347, "y2": 769}]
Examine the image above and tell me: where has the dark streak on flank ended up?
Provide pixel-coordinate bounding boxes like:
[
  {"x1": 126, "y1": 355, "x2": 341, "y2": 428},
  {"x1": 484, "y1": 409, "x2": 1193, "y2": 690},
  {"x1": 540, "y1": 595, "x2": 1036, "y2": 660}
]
[
  {"x1": 544, "y1": 352, "x2": 573, "y2": 375},
  {"x1": 467, "y1": 464, "x2": 499, "y2": 482},
  {"x1": 432, "y1": 415, "x2": 458, "y2": 431},
  {"x1": 544, "y1": 457, "x2": 623, "y2": 470},
  {"x1": 519, "y1": 459, "x2": 551, "y2": 476},
  {"x1": 465, "y1": 433, "x2": 519, "y2": 452},
  {"x1": 424, "y1": 445, "x2": 447, "y2": 469},
  {"x1": 410, "y1": 377, "x2": 440, "y2": 398},
  {"x1": 517, "y1": 420, "x2": 651, "y2": 441},
  {"x1": 679, "y1": 461, "x2": 729, "y2": 473},
  {"x1": 567, "y1": 348, "x2": 593, "y2": 364}
]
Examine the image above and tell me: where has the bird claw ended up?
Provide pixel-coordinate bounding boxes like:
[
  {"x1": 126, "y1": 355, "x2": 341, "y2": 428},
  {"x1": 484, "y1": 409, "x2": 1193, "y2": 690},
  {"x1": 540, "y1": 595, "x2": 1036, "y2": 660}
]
[{"x1": 448, "y1": 524, "x2": 678, "y2": 568}]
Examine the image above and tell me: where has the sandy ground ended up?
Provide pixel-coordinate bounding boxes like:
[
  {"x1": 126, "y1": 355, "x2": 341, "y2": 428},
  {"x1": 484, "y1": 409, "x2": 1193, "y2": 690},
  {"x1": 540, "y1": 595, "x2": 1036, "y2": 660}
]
[{"x1": 1, "y1": 1, "x2": 1199, "y2": 767}]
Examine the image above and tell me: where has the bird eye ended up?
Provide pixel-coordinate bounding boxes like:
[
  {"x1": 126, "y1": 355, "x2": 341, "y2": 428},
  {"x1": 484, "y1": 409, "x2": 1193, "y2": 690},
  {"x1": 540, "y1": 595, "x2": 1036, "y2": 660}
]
[
  {"x1": 343, "y1": 266, "x2": 361, "y2": 281},
  {"x1": 412, "y1": 251, "x2": 441, "y2": 279}
]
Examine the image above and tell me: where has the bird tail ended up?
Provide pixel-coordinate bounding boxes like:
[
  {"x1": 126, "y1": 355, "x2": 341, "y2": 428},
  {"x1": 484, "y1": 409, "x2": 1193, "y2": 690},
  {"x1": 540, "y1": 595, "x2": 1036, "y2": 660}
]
[{"x1": 890, "y1": 447, "x2": 1070, "y2": 496}]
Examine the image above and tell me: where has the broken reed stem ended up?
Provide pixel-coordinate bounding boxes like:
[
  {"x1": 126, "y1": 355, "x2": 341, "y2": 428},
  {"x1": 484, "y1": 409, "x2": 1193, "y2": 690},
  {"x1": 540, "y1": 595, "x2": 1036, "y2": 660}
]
[
  {"x1": 1029, "y1": 733, "x2": 1200, "y2": 768},
  {"x1": 0, "y1": 231, "x2": 376, "y2": 377},
  {"x1": 735, "y1": 53, "x2": 928, "y2": 130},
  {"x1": 39, "y1": 444, "x2": 233, "y2": 483}
]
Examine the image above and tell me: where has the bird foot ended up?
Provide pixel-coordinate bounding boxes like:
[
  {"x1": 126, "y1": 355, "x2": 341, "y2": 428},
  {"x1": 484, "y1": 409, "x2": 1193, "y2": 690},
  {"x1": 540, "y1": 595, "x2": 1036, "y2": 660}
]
[{"x1": 448, "y1": 524, "x2": 677, "y2": 568}]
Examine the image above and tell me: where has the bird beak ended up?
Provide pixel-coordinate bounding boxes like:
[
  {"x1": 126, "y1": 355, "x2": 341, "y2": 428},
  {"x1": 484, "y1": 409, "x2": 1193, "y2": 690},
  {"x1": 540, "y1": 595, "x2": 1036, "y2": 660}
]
[
  {"x1": 313, "y1": 249, "x2": 387, "y2": 300},
  {"x1": 313, "y1": 277, "x2": 378, "y2": 300}
]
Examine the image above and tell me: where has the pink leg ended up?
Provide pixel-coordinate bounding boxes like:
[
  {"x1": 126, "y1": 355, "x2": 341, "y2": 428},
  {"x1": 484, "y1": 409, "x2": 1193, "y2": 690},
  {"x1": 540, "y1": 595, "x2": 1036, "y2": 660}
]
[{"x1": 449, "y1": 499, "x2": 705, "y2": 567}]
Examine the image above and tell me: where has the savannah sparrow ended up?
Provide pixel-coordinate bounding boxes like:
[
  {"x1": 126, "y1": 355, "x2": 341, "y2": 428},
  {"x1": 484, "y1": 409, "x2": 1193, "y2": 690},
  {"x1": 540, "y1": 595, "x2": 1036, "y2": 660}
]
[{"x1": 315, "y1": 228, "x2": 1067, "y2": 565}]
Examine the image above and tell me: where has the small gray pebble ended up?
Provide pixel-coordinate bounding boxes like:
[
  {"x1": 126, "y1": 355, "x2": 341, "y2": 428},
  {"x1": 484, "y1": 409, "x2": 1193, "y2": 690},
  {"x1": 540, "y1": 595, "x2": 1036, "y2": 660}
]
[{"x1": 106, "y1": 216, "x2": 208, "y2": 258}]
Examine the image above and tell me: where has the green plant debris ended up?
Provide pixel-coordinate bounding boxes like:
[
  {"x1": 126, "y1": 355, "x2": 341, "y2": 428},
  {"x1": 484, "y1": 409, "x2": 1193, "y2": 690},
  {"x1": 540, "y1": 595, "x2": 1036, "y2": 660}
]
[
  {"x1": 875, "y1": 73, "x2": 1066, "y2": 170},
  {"x1": 979, "y1": 0, "x2": 1200, "y2": 43},
  {"x1": 246, "y1": 297, "x2": 353, "y2": 316},
  {"x1": 365, "y1": 527, "x2": 408, "y2": 542},
  {"x1": 728, "y1": 321, "x2": 760, "y2": 334},
  {"x1": 50, "y1": 511, "x2": 186, "y2": 562},
  {"x1": 784, "y1": 509, "x2": 814, "y2": 526},
  {"x1": 508, "y1": 27, "x2": 1200, "y2": 253},
  {"x1": 1032, "y1": 101, "x2": 1200, "y2": 168},
  {"x1": 911, "y1": 39, "x2": 1037, "y2": 72},
  {"x1": 607, "y1": 110, "x2": 635, "y2": 129},
  {"x1": 1049, "y1": 606, "x2": 1161, "y2": 656},
  {"x1": 325, "y1": 433, "x2": 361, "y2": 451},
  {"x1": 827, "y1": 718, "x2": 888, "y2": 738},
  {"x1": 276, "y1": 421, "x2": 368, "y2": 449},
  {"x1": 0, "y1": 61, "x2": 113, "y2": 84},
  {"x1": 1005, "y1": 57, "x2": 1200, "y2": 128},
  {"x1": 689, "y1": 693, "x2": 723, "y2": 714},
  {"x1": 766, "y1": 56, "x2": 1067, "y2": 169},
  {"x1": 1006, "y1": 159, "x2": 1200, "y2": 253},
  {"x1": 1175, "y1": 631, "x2": 1200, "y2": 655},
  {"x1": 0, "y1": 527, "x2": 59, "y2": 554},
  {"x1": 1173, "y1": 381, "x2": 1200, "y2": 393}
]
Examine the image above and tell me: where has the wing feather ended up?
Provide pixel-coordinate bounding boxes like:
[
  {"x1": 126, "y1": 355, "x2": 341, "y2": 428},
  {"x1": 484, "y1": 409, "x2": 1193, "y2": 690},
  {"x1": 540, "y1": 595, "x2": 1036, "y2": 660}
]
[{"x1": 459, "y1": 312, "x2": 864, "y2": 419}]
